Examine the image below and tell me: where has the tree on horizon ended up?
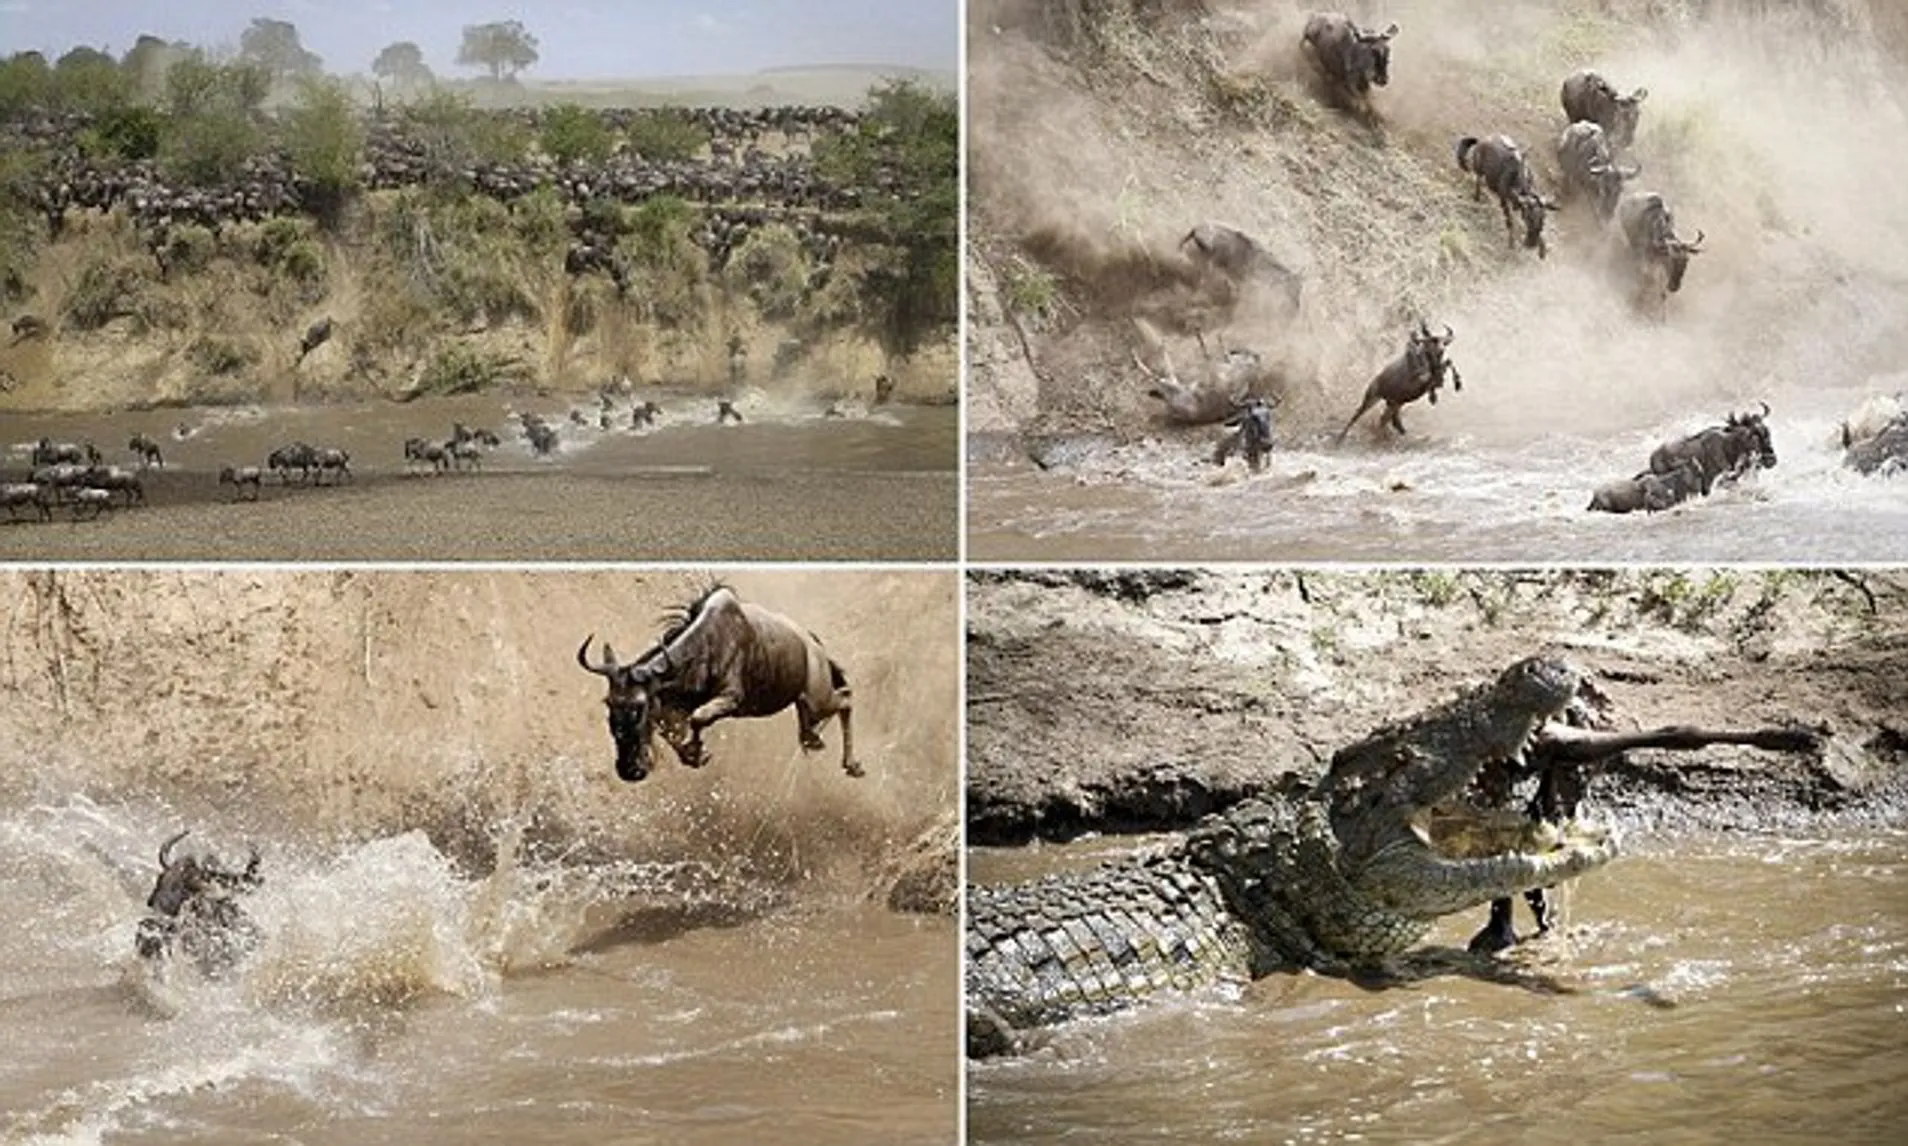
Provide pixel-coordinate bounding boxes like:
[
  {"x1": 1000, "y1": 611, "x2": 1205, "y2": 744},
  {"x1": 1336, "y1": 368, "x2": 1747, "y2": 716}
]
[{"x1": 455, "y1": 20, "x2": 539, "y2": 83}]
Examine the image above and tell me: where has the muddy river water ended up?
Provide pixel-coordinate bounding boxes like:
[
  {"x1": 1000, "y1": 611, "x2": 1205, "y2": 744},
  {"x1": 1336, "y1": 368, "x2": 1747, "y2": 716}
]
[
  {"x1": 969, "y1": 376, "x2": 1908, "y2": 562},
  {"x1": 0, "y1": 797, "x2": 957, "y2": 1146},
  {"x1": 1, "y1": 391, "x2": 957, "y2": 560},
  {"x1": 967, "y1": 829, "x2": 1908, "y2": 1145}
]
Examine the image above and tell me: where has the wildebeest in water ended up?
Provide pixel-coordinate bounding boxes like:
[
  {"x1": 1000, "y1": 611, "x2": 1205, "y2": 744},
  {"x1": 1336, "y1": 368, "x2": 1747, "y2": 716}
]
[
  {"x1": 1337, "y1": 321, "x2": 1463, "y2": 441},
  {"x1": 137, "y1": 829, "x2": 264, "y2": 977},
  {"x1": 575, "y1": 583, "x2": 863, "y2": 783}
]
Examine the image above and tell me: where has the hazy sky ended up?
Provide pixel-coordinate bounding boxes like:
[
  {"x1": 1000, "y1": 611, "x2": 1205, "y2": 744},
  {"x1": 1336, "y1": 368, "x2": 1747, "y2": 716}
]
[{"x1": 0, "y1": 0, "x2": 957, "y2": 78}]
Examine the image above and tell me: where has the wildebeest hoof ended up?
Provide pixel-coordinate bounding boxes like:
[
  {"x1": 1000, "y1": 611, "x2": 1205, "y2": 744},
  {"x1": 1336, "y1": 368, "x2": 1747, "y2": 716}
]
[
  {"x1": 844, "y1": 759, "x2": 866, "y2": 778},
  {"x1": 1467, "y1": 919, "x2": 1520, "y2": 955},
  {"x1": 801, "y1": 731, "x2": 827, "y2": 751}
]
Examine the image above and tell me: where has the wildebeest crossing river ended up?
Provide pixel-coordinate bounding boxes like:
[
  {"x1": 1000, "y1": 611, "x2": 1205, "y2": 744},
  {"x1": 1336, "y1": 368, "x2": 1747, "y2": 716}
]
[
  {"x1": 969, "y1": 371, "x2": 1908, "y2": 562},
  {"x1": 1, "y1": 391, "x2": 957, "y2": 560}
]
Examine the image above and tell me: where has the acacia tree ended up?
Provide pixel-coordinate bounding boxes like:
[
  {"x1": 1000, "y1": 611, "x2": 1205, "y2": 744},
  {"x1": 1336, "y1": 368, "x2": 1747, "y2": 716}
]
[
  {"x1": 371, "y1": 41, "x2": 432, "y2": 88},
  {"x1": 239, "y1": 18, "x2": 322, "y2": 83},
  {"x1": 456, "y1": 20, "x2": 539, "y2": 82}
]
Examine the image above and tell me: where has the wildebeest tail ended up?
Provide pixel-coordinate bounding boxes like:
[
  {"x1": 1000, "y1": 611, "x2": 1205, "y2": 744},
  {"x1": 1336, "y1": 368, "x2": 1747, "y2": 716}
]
[{"x1": 828, "y1": 658, "x2": 848, "y2": 691}]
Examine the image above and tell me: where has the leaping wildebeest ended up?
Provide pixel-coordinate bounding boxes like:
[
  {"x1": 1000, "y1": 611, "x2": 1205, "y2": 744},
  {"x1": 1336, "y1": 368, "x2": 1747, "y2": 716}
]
[
  {"x1": 1555, "y1": 122, "x2": 1641, "y2": 223},
  {"x1": 1300, "y1": 12, "x2": 1400, "y2": 117},
  {"x1": 576, "y1": 584, "x2": 863, "y2": 783},
  {"x1": 1455, "y1": 134, "x2": 1559, "y2": 258},
  {"x1": 1647, "y1": 404, "x2": 1776, "y2": 494},
  {"x1": 136, "y1": 829, "x2": 263, "y2": 977},
  {"x1": 1337, "y1": 321, "x2": 1463, "y2": 441},
  {"x1": 1561, "y1": 70, "x2": 1648, "y2": 151},
  {"x1": 1616, "y1": 190, "x2": 1704, "y2": 317}
]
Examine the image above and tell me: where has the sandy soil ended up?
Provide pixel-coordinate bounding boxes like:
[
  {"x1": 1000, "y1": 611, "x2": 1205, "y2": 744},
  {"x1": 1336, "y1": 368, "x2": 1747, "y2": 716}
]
[{"x1": 966, "y1": 569, "x2": 1908, "y2": 844}]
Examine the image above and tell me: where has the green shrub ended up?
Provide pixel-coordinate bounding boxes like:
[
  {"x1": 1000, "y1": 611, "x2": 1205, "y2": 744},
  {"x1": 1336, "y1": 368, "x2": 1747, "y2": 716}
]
[
  {"x1": 625, "y1": 111, "x2": 709, "y2": 162},
  {"x1": 187, "y1": 335, "x2": 256, "y2": 375},
  {"x1": 161, "y1": 224, "x2": 217, "y2": 275},
  {"x1": 63, "y1": 258, "x2": 143, "y2": 330},
  {"x1": 540, "y1": 102, "x2": 613, "y2": 165},
  {"x1": 416, "y1": 340, "x2": 530, "y2": 395},
  {"x1": 722, "y1": 224, "x2": 809, "y2": 320},
  {"x1": 281, "y1": 240, "x2": 325, "y2": 283}
]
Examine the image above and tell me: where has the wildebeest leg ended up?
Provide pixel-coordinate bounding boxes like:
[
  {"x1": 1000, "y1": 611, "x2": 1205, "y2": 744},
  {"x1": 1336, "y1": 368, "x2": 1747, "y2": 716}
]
[
  {"x1": 795, "y1": 698, "x2": 828, "y2": 752},
  {"x1": 681, "y1": 694, "x2": 741, "y2": 766},
  {"x1": 1468, "y1": 898, "x2": 1520, "y2": 954},
  {"x1": 836, "y1": 698, "x2": 861, "y2": 777},
  {"x1": 1524, "y1": 887, "x2": 1553, "y2": 934},
  {"x1": 1386, "y1": 402, "x2": 1408, "y2": 435},
  {"x1": 1213, "y1": 430, "x2": 1240, "y2": 466},
  {"x1": 1337, "y1": 393, "x2": 1382, "y2": 442}
]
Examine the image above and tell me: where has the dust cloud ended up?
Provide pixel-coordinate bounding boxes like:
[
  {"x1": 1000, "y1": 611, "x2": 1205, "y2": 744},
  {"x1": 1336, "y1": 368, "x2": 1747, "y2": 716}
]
[{"x1": 968, "y1": 0, "x2": 1908, "y2": 442}]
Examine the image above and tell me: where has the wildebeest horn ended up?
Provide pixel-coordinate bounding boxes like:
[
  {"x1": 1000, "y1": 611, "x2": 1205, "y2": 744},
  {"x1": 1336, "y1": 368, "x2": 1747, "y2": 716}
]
[
  {"x1": 1683, "y1": 229, "x2": 1705, "y2": 253},
  {"x1": 1379, "y1": 21, "x2": 1399, "y2": 38},
  {"x1": 1620, "y1": 161, "x2": 1642, "y2": 178},
  {"x1": 576, "y1": 634, "x2": 617, "y2": 675},
  {"x1": 158, "y1": 829, "x2": 188, "y2": 868},
  {"x1": 1757, "y1": 401, "x2": 1770, "y2": 419},
  {"x1": 1440, "y1": 323, "x2": 1455, "y2": 345},
  {"x1": 1630, "y1": 86, "x2": 1649, "y2": 102}
]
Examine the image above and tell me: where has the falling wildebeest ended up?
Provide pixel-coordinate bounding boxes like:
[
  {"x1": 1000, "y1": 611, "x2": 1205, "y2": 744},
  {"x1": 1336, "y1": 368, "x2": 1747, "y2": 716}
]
[
  {"x1": 1131, "y1": 331, "x2": 1263, "y2": 427},
  {"x1": 1555, "y1": 122, "x2": 1641, "y2": 223},
  {"x1": 9, "y1": 313, "x2": 47, "y2": 344},
  {"x1": 295, "y1": 316, "x2": 333, "y2": 364},
  {"x1": 1455, "y1": 135, "x2": 1559, "y2": 258},
  {"x1": 128, "y1": 433, "x2": 165, "y2": 468},
  {"x1": 219, "y1": 465, "x2": 263, "y2": 500},
  {"x1": 1647, "y1": 404, "x2": 1777, "y2": 494},
  {"x1": 136, "y1": 829, "x2": 263, "y2": 977},
  {"x1": 1586, "y1": 459, "x2": 1703, "y2": 514},
  {"x1": 1212, "y1": 396, "x2": 1276, "y2": 473},
  {"x1": 716, "y1": 399, "x2": 745, "y2": 425},
  {"x1": 1337, "y1": 321, "x2": 1463, "y2": 441},
  {"x1": 575, "y1": 583, "x2": 862, "y2": 783},
  {"x1": 1178, "y1": 222, "x2": 1304, "y2": 316},
  {"x1": 1301, "y1": 12, "x2": 1400, "y2": 116},
  {"x1": 1616, "y1": 190, "x2": 1704, "y2": 316},
  {"x1": 1561, "y1": 70, "x2": 1648, "y2": 151}
]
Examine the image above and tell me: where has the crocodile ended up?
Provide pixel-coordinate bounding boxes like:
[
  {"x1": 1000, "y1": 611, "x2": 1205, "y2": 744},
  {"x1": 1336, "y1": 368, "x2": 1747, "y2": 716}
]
[{"x1": 965, "y1": 655, "x2": 1620, "y2": 1057}]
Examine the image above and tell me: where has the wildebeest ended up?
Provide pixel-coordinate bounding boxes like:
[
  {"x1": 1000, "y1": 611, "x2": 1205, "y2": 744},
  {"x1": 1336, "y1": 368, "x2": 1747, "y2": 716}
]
[
  {"x1": 631, "y1": 400, "x2": 664, "y2": 429},
  {"x1": 1840, "y1": 394, "x2": 1908, "y2": 476},
  {"x1": 268, "y1": 442, "x2": 318, "y2": 483},
  {"x1": 716, "y1": 399, "x2": 745, "y2": 425},
  {"x1": 31, "y1": 437, "x2": 97, "y2": 467},
  {"x1": 520, "y1": 415, "x2": 560, "y2": 457},
  {"x1": 295, "y1": 316, "x2": 333, "y2": 364},
  {"x1": 136, "y1": 829, "x2": 263, "y2": 977},
  {"x1": 1212, "y1": 397, "x2": 1276, "y2": 473},
  {"x1": 1337, "y1": 321, "x2": 1463, "y2": 441},
  {"x1": 312, "y1": 447, "x2": 351, "y2": 485},
  {"x1": 1555, "y1": 122, "x2": 1641, "y2": 222},
  {"x1": 128, "y1": 433, "x2": 165, "y2": 468},
  {"x1": 9, "y1": 313, "x2": 47, "y2": 343},
  {"x1": 1, "y1": 482, "x2": 52, "y2": 521},
  {"x1": 1647, "y1": 404, "x2": 1777, "y2": 494},
  {"x1": 219, "y1": 464, "x2": 263, "y2": 500},
  {"x1": 1455, "y1": 135, "x2": 1559, "y2": 258},
  {"x1": 1178, "y1": 222, "x2": 1304, "y2": 315},
  {"x1": 30, "y1": 462, "x2": 90, "y2": 502},
  {"x1": 1587, "y1": 459, "x2": 1703, "y2": 514},
  {"x1": 447, "y1": 439, "x2": 483, "y2": 470},
  {"x1": 84, "y1": 464, "x2": 145, "y2": 506},
  {"x1": 404, "y1": 436, "x2": 450, "y2": 473},
  {"x1": 1617, "y1": 191, "x2": 1704, "y2": 315},
  {"x1": 1301, "y1": 12, "x2": 1400, "y2": 115},
  {"x1": 872, "y1": 374, "x2": 896, "y2": 406},
  {"x1": 1561, "y1": 70, "x2": 1648, "y2": 151},
  {"x1": 575, "y1": 583, "x2": 862, "y2": 783},
  {"x1": 69, "y1": 486, "x2": 115, "y2": 519}
]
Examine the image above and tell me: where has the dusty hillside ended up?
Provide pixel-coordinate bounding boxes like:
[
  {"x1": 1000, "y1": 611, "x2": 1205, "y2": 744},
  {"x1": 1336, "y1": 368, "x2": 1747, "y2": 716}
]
[
  {"x1": 966, "y1": 0, "x2": 1908, "y2": 443},
  {"x1": 0, "y1": 568, "x2": 959, "y2": 908},
  {"x1": 0, "y1": 195, "x2": 956, "y2": 414},
  {"x1": 967, "y1": 568, "x2": 1908, "y2": 843}
]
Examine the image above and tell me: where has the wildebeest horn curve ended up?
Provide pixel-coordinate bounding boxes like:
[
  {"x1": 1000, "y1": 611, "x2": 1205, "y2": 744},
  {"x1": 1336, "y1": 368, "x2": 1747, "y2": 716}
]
[
  {"x1": 576, "y1": 634, "x2": 618, "y2": 676},
  {"x1": 1441, "y1": 323, "x2": 1455, "y2": 345},
  {"x1": 158, "y1": 829, "x2": 188, "y2": 868},
  {"x1": 1757, "y1": 400, "x2": 1771, "y2": 419}
]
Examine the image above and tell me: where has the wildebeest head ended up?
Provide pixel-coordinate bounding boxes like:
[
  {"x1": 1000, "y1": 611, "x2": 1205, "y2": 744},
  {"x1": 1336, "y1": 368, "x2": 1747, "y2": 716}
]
[
  {"x1": 1356, "y1": 21, "x2": 1400, "y2": 89},
  {"x1": 1728, "y1": 402, "x2": 1777, "y2": 469},
  {"x1": 576, "y1": 635, "x2": 671, "y2": 781},
  {"x1": 1407, "y1": 320, "x2": 1455, "y2": 381},
  {"x1": 147, "y1": 829, "x2": 262, "y2": 918}
]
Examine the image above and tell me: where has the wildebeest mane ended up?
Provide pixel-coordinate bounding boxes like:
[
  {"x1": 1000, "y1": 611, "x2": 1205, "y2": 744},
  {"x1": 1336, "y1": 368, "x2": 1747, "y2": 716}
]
[{"x1": 650, "y1": 578, "x2": 734, "y2": 650}]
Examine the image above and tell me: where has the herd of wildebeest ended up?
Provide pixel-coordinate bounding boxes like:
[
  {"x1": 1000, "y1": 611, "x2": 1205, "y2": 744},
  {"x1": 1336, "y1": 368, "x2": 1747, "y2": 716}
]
[
  {"x1": 1126, "y1": 13, "x2": 1906, "y2": 509},
  {"x1": 6, "y1": 101, "x2": 888, "y2": 306}
]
